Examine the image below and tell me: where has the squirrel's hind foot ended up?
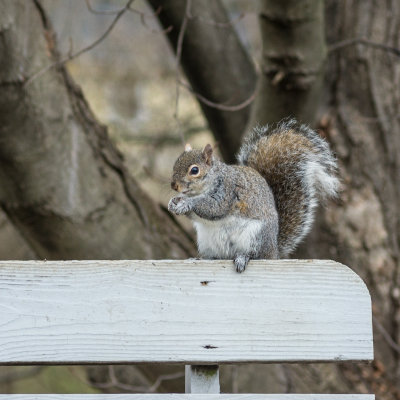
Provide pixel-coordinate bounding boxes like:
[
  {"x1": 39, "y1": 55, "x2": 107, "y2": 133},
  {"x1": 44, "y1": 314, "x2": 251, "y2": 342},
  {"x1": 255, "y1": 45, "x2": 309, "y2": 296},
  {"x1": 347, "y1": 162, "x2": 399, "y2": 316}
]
[{"x1": 234, "y1": 255, "x2": 250, "y2": 273}]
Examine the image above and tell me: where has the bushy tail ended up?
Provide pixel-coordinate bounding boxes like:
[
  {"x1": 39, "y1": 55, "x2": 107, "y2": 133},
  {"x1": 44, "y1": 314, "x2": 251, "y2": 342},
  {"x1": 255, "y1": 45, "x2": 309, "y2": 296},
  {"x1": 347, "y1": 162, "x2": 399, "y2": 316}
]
[{"x1": 237, "y1": 119, "x2": 339, "y2": 257}]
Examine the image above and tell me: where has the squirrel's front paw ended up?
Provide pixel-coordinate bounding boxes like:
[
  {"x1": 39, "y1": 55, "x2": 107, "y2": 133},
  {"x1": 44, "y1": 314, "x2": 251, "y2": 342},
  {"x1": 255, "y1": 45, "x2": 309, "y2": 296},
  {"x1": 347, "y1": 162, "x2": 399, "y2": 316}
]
[
  {"x1": 168, "y1": 196, "x2": 192, "y2": 215},
  {"x1": 234, "y1": 255, "x2": 250, "y2": 273}
]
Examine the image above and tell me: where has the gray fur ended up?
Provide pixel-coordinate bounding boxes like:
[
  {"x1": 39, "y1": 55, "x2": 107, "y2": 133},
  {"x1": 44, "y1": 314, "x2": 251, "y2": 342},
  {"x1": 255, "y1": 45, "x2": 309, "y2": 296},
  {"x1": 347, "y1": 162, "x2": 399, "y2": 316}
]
[
  {"x1": 168, "y1": 119, "x2": 338, "y2": 271},
  {"x1": 237, "y1": 118, "x2": 339, "y2": 256},
  {"x1": 168, "y1": 160, "x2": 279, "y2": 272}
]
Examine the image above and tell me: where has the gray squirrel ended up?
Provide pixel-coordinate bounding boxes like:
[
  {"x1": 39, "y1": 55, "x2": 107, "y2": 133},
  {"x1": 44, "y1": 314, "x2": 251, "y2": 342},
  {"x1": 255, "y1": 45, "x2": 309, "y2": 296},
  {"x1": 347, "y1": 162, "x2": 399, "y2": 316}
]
[{"x1": 168, "y1": 119, "x2": 339, "y2": 272}]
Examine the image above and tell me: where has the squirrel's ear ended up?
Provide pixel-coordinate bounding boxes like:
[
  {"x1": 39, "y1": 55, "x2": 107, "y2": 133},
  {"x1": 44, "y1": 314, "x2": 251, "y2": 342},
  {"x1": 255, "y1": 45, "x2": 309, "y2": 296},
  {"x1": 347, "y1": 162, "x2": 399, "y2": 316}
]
[
  {"x1": 202, "y1": 144, "x2": 213, "y2": 165},
  {"x1": 184, "y1": 143, "x2": 192, "y2": 152}
]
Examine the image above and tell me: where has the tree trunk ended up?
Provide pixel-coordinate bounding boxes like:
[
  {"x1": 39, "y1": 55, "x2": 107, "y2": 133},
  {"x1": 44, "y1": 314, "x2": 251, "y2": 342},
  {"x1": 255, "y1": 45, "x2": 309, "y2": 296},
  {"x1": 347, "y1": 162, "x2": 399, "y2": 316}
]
[
  {"x1": 0, "y1": 0, "x2": 194, "y2": 393},
  {"x1": 0, "y1": 210, "x2": 37, "y2": 259},
  {"x1": 248, "y1": 0, "x2": 326, "y2": 128},
  {"x1": 147, "y1": 0, "x2": 257, "y2": 163},
  {"x1": 317, "y1": 0, "x2": 400, "y2": 397},
  {"x1": 0, "y1": 0, "x2": 195, "y2": 261},
  {"x1": 239, "y1": 0, "x2": 400, "y2": 398}
]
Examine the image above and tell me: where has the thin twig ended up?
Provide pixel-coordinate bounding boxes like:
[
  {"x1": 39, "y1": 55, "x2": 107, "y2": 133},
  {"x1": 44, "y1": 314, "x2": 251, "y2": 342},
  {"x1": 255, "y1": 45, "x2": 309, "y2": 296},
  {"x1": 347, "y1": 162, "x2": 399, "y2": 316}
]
[
  {"x1": 128, "y1": 5, "x2": 172, "y2": 34},
  {"x1": 86, "y1": 1, "x2": 172, "y2": 34},
  {"x1": 373, "y1": 316, "x2": 400, "y2": 354},
  {"x1": 75, "y1": 366, "x2": 144, "y2": 392},
  {"x1": 24, "y1": 0, "x2": 134, "y2": 86},
  {"x1": 81, "y1": 365, "x2": 184, "y2": 393},
  {"x1": 147, "y1": 371, "x2": 185, "y2": 392},
  {"x1": 174, "y1": 0, "x2": 192, "y2": 145},
  {"x1": 179, "y1": 80, "x2": 256, "y2": 112},
  {"x1": 328, "y1": 37, "x2": 400, "y2": 57}
]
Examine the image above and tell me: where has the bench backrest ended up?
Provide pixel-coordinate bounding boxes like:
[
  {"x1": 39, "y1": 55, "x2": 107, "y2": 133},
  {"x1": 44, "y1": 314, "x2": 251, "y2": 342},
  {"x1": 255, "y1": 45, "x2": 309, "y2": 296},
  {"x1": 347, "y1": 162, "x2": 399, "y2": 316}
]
[{"x1": 0, "y1": 260, "x2": 374, "y2": 397}]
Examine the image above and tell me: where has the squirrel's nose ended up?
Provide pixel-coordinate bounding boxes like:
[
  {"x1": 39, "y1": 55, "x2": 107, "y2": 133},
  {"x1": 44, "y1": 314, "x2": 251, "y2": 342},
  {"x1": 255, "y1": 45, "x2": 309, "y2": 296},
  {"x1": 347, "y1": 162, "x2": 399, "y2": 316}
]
[{"x1": 171, "y1": 181, "x2": 179, "y2": 191}]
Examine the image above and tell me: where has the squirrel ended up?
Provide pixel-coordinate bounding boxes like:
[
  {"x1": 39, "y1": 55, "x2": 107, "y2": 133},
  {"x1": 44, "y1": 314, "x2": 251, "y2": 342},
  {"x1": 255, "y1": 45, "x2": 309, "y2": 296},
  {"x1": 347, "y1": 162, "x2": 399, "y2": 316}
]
[{"x1": 168, "y1": 119, "x2": 339, "y2": 272}]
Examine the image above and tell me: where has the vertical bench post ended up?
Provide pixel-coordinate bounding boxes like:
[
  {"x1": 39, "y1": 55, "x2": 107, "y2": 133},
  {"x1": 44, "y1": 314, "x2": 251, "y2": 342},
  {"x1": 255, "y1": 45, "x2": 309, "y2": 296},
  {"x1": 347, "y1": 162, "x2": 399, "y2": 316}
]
[{"x1": 185, "y1": 365, "x2": 220, "y2": 393}]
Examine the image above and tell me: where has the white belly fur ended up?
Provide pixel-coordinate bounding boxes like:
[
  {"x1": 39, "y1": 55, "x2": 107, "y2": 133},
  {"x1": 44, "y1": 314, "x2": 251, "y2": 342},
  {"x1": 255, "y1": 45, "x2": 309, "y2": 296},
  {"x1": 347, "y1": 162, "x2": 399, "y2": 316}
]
[{"x1": 193, "y1": 215, "x2": 263, "y2": 259}]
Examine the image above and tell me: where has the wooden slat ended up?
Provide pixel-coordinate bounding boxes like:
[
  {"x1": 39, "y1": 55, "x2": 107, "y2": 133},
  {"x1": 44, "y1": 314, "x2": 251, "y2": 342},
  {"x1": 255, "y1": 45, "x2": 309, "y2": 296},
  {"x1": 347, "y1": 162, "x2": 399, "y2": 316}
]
[
  {"x1": 0, "y1": 260, "x2": 373, "y2": 364},
  {"x1": 0, "y1": 394, "x2": 375, "y2": 399}
]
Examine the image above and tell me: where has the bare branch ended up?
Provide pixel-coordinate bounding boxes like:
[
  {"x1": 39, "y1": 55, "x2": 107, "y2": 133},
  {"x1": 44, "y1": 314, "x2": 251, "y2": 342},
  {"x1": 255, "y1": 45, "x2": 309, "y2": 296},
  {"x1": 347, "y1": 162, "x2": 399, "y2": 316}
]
[
  {"x1": 173, "y1": 0, "x2": 249, "y2": 128},
  {"x1": 128, "y1": 5, "x2": 173, "y2": 34},
  {"x1": 179, "y1": 79, "x2": 256, "y2": 111},
  {"x1": 328, "y1": 37, "x2": 400, "y2": 57},
  {"x1": 147, "y1": 0, "x2": 256, "y2": 162},
  {"x1": 81, "y1": 365, "x2": 184, "y2": 393},
  {"x1": 174, "y1": 0, "x2": 192, "y2": 145},
  {"x1": 71, "y1": 366, "x2": 144, "y2": 392},
  {"x1": 85, "y1": 1, "x2": 172, "y2": 34},
  {"x1": 24, "y1": 0, "x2": 135, "y2": 86},
  {"x1": 147, "y1": 371, "x2": 185, "y2": 392}
]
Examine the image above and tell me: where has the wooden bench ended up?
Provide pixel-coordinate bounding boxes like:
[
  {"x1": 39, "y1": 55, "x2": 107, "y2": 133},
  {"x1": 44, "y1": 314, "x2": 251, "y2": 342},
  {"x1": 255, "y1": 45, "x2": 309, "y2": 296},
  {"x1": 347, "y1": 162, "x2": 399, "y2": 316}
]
[{"x1": 0, "y1": 259, "x2": 374, "y2": 398}]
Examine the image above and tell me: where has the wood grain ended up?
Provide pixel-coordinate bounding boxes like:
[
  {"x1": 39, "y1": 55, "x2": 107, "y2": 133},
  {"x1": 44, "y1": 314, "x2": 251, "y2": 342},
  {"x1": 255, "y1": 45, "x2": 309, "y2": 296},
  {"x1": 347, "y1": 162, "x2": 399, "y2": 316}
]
[{"x1": 0, "y1": 260, "x2": 373, "y2": 364}]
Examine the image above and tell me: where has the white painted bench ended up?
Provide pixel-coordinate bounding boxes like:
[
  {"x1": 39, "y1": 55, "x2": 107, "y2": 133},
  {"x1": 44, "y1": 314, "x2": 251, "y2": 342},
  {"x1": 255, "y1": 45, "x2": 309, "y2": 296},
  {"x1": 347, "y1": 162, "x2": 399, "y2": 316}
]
[{"x1": 0, "y1": 259, "x2": 374, "y2": 399}]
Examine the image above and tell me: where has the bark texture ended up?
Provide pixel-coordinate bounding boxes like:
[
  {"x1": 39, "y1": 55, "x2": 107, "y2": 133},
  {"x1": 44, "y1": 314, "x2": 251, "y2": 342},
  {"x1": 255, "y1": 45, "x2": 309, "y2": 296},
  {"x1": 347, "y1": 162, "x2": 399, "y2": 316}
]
[
  {"x1": 215, "y1": 0, "x2": 400, "y2": 398},
  {"x1": 0, "y1": 1, "x2": 194, "y2": 392},
  {"x1": 317, "y1": 0, "x2": 400, "y2": 397},
  {"x1": 0, "y1": 210, "x2": 36, "y2": 259},
  {"x1": 147, "y1": 0, "x2": 257, "y2": 163},
  {"x1": 248, "y1": 0, "x2": 326, "y2": 128},
  {"x1": 296, "y1": 0, "x2": 400, "y2": 398},
  {"x1": 0, "y1": 0, "x2": 195, "y2": 261}
]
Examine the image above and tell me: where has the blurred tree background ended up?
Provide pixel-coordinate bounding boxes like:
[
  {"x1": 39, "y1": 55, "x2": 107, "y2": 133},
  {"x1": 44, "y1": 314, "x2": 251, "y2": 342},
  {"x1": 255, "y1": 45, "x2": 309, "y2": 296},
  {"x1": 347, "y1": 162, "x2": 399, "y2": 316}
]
[{"x1": 0, "y1": 0, "x2": 399, "y2": 398}]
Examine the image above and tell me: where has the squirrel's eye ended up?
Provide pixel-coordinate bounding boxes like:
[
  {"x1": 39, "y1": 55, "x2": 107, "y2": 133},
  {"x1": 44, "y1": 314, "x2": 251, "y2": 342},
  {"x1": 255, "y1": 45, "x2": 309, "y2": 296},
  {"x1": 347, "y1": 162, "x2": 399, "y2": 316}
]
[{"x1": 189, "y1": 166, "x2": 200, "y2": 176}]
